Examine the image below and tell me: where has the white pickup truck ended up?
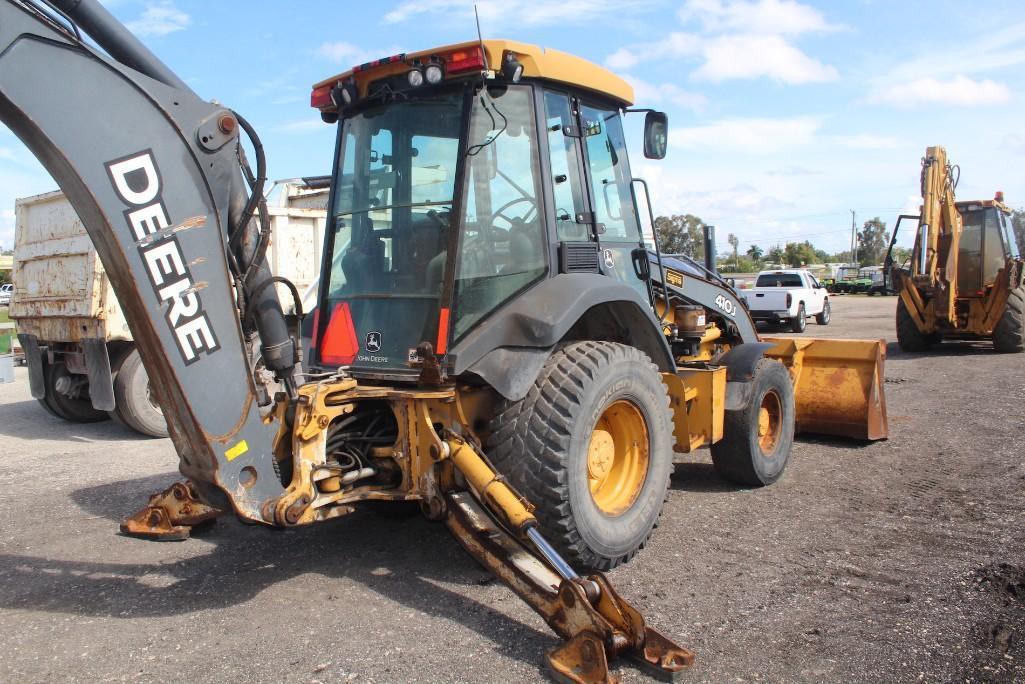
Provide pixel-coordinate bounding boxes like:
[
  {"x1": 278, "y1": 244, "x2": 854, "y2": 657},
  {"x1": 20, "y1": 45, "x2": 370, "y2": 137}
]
[{"x1": 740, "y1": 269, "x2": 830, "y2": 333}]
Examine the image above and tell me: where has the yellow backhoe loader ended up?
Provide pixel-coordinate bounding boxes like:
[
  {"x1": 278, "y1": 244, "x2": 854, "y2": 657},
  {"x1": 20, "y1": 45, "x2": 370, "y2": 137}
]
[
  {"x1": 887, "y1": 145, "x2": 1025, "y2": 352},
  {"x1": 1, "y1": 3, "x2": 888, "y2": 679}
]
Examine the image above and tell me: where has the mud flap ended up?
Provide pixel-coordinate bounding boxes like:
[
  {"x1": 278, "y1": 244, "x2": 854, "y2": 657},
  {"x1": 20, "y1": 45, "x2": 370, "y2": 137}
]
[{"x1": 762, "y1": 337, "x2": 888, "y2": 440}]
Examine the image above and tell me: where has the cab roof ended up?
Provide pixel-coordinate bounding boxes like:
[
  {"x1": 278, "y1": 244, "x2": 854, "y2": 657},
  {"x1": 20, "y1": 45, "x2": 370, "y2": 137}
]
[
  {"x1": 312, "y1": 39, "x2": 634, "y2": 107},
  {"x1": 955, "y1": 197, "x2": 1012, "y2": 215}
]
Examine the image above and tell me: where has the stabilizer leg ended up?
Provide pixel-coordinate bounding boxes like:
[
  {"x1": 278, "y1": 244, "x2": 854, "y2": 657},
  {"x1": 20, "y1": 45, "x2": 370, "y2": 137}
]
[{"x1": 120, "y1": 480, "x2": 222, "y2": 541}]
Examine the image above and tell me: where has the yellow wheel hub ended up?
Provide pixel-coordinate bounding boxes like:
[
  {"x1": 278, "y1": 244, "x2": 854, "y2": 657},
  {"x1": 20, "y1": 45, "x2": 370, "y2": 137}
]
[
  {"x1": 587, "y1": 400, "x2": 649, "y2": 516},
  {"x1": 757, "y1": 391, "x2": 783, "y2": 455}
]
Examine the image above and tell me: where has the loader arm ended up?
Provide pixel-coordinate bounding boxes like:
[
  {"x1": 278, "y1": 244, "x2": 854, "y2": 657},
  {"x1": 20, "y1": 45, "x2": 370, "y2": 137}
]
[{"x1": 0, "y1": 0, "x2": 295, "y2": 518}]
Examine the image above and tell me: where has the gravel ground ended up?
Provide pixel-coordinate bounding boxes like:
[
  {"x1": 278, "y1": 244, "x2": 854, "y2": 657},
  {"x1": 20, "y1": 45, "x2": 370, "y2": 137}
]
[{"x1": 0, "y1": 295, "x2": 1022, "y2": 683}]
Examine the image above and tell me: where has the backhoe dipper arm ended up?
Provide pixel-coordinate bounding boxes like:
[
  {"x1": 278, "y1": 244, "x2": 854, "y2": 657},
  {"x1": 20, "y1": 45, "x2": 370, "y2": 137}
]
[
  {"x1": 0, "y1": 0, "x2": 292, "y2": 518},
  {"x1": 915, "y1": 146, "x2": 961, "y2": 320}
]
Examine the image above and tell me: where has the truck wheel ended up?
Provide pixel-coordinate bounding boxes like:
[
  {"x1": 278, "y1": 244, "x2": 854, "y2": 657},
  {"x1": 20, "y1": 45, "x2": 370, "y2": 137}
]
[
  {"x1": 711, "y1": 359, "x2": 794, "y2": 486},
  {"x1": 896, "y1": 297, "x2": 938, "y2": 352},
  {"x1": 815, "y1": 300, "x2": 831, "y2": 325},
  {"x1": 993, "y1": 287, "x2": 1025, "y2": 353},
  {"x1": 486, "y1": 341, "x2": 674, "y2": 571},
  {"x1": 790, "y1": 303, "x2": 807, "y2": 333},
  {"x1": 42, "y1": 361, "x2": 109, "y2": 423},
  {"x1": 111, "y1": 349, "x2": 168, "y2": 438}
]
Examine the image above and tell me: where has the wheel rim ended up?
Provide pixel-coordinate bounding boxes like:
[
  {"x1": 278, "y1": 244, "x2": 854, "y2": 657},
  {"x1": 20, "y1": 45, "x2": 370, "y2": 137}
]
[
  {"x1": 587, "y1": 400, "x2": 649, "y2": 516},
  {"x1": 757, "y1": 390, "x2": 783, "y2": 455}
]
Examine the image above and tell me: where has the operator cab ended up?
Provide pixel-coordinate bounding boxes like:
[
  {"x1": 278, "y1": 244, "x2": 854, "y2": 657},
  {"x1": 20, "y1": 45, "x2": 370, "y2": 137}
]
[
  {"x1": 309, "y1": 40, "x2": 667, "y2": 380},
  {"x1": 954, "y1": 197, "x2": 1019, "y2": 296}
]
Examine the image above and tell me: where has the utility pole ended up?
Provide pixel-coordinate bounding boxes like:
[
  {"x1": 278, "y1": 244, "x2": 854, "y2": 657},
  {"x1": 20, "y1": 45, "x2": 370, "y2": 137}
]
[{"x1": 850, "y1": 210, "x2": 858, "y2": 265}]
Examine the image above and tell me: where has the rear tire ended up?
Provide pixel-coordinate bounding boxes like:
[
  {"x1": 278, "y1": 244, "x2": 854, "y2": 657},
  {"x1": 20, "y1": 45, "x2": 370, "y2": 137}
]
[
  {"x1": 42, "y1": 361, "x2": 109, "y2": 423},
  {"x1": 711, "y1": 359, "x2": 795, "y2": 486},
  {"x1": 993, "y1": 287, "x2": 1025, "y2": 353},
  {"x1": 111, "y1": 349, "x2": 168, "y2": 438},
  {"x1": 896, "y1": 297, "x2": 938, "y2": 352},
  {"x1": 815, "y1": 300, "x2": 831, "y2": 325},
  {"x1": 487, "y1": 341, "x2": 674, "y2": 571},
  {"x1": 790, "y1": 304, "x2": 807, "y2": 333}
]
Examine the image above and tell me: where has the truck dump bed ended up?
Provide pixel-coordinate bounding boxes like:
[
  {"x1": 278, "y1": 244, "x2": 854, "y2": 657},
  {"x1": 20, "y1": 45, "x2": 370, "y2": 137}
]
[
  {"x1": 10, "y1": 190, "x2": 127, "y2": 342},
  {"x1": 11, "y1": 182, "x2": 328, "y2": 343}
]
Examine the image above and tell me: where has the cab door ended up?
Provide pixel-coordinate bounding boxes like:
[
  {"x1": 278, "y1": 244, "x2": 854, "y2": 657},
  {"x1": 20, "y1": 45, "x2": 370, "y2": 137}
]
[
  {"x1": 540, "y1": 90, "x2": 650, "y2": 303},
  {"x1": 578, "y1": 101, "x2": 649, "y2": 301}
]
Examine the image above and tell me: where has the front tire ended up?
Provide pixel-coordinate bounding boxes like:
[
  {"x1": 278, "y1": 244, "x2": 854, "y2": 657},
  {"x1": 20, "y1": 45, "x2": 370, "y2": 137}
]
[
  {"x1": 711, "y1": 359, "x2": 795, "y2": 486},
  {"x1": 790, "y1": 303, "x2": 807, "y2": 333},
  {"x1": 487, "y1": 341, "x2": 674, "y2": 571},
  {"x1": 896, "y1": 297, "x2": 938, "y2": 352},
  {"x1": 815, "y1": 300, "x2": 831, "y2": 325},
  {"x1": 993, "y1": 286, "x2": 1025, "y2": 353}
]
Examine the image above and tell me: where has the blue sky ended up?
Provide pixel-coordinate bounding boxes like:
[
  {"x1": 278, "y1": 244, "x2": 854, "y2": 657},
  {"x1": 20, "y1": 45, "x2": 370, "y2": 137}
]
[{"x1": 1, "y1": 0, "x2": 1023, "y2": 255}]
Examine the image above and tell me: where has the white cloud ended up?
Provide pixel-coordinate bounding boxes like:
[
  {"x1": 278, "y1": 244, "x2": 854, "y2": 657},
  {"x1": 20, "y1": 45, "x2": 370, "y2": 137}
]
[
  {"x1": 679, "y1": 0, "x2": 840, "y2": 36},
  {"x1": 671, "y1": 116, "x2": 821, "y2": 153},
  {"x1": 693, "y1": 34, "x2": 837, "y2": 83},
  {"x1": 831, "y1": 134, "x2": 902, "y2": 150},
  {"x1": 606, "y1": 32, "x2": 702, "y2": 70},
  {"x1": 125, "y1": 2, "x2": 190, "y2": 37},
  {"x1": 767, "y1": 165, "x2": 820, "y2": 177},
  {"x1": 1005, "y1": 134, "x2": 1025, "y2": 155},
  {"x1": 316, "y1": 42, "x2": 405, "y2": 67},
  {"x1": 625, "y1": 75, "x2": 708, "y2": 113},
  {"x1": 869, "y1": 75, "x2": 1011, "y2": 108},
  {"x1": 604, "y1": 0, "x2": 837, "y2": 84},
  {"x1": 886, "y1": 21, "x2": 1025, "y2": 83},
  {"x1": 275, "y1": 119, "x2": 330, "y2": 134},
  {"x1": 384, "y1": 0, "x2": 651, "y2": 26}
]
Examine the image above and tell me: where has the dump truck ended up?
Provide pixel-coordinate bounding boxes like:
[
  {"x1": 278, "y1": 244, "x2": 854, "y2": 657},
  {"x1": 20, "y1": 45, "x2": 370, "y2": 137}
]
[
  {"x1": 0, "y1": 2, "x2": 888, "y2": 680},
  {"x1": 886, "y1": 146, "x2": 1025, "y2": 352},
  {"x1": 9, "y1": 182, "x2": 328, "y2": 436}
]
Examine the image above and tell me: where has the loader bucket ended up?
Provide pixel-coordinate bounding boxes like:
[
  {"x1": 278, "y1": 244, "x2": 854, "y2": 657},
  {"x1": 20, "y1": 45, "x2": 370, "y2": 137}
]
[{"x1": 761, "y1": 337, "x2": 888, "y2": 440}]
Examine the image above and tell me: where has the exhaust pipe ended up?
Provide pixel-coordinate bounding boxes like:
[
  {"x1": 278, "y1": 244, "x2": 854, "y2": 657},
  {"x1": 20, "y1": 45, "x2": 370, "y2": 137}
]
[{"x1": 703, "y1": 224, "x2": 716, "y2": 274}]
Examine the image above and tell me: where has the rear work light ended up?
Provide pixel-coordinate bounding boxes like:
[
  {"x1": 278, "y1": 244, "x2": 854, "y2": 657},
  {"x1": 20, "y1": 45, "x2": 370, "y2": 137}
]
[
  {"x1": 310, "y1": 83, "x2": 334, "y2": 109},
  {"x1": 445, "y1": 47, "x2": 485, "y2": 74}
]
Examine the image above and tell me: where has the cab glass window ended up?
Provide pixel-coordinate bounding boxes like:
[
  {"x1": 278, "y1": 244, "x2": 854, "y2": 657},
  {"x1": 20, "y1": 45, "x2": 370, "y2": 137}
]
[
  {"x1": 580, "y1": 104, "x2": 639, "y2": 242},
  {"x1": 543, "y1": 92, "x2": 588, "y2": 241},
  {"x1": 453, "y1": 85, "x2": 547, "y2": 339}
]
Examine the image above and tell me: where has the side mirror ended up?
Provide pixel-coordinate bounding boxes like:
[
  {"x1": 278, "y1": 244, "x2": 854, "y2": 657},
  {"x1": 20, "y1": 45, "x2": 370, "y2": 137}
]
[{"x1": 643, "y1": 111, "x2": 668, "y2": 159}]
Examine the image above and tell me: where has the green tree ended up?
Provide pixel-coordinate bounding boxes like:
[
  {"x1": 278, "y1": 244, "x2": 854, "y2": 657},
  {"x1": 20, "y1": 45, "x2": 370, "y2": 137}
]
[
  {"x1": 889, "y1": 246, "x2": 912, "y2": 265},
  {"x1": 828, "y1": 250, "x2": 852, "y2": 263},
  {"x1": 746, "y1": 244, "x2": 764, "y2": 261},
  {"x1": 857, "y1": 217, "x2": 889, "y2": 266},
  {"x1": 1011, "y1": 208, "x2": 1025, "y2": 256},
  {"x1": 727, "y1": 233, "x2": 739, "y2": 269},
  {"x1": 653, "y1": 214, "x2": 705, "y2": 260},
  {"x1": 767, "y1": 244, "x2": 785, "y2": 265},
  {"x1": 784, "y1": 240, "x2": 817, "y2": 267}
]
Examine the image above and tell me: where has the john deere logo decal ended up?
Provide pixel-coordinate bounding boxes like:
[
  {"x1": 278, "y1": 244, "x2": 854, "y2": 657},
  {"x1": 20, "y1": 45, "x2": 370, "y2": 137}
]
[{"x1": 365, "y1": 331, "x2": 382, "y2": 352}]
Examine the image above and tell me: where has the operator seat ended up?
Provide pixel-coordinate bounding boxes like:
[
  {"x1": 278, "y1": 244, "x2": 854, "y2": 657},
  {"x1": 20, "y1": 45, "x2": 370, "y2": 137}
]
[{"x1": 341, "y1": 233, "x2": 386, "y2": 292}]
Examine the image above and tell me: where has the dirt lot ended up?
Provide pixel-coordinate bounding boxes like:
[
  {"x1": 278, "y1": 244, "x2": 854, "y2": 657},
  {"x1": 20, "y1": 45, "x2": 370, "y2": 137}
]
[{"x1": 0, "y1": 295, "x2": 1022, "y2": 683}]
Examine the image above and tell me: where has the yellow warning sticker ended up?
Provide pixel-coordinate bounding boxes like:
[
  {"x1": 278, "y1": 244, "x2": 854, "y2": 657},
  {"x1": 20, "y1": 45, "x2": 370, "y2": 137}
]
[
  {"x1": 225, "y1": 440, "x2": 249, "y2": 462},
  {"x1": 666, "y1": 269, "x2": 684, "y2": 288}
]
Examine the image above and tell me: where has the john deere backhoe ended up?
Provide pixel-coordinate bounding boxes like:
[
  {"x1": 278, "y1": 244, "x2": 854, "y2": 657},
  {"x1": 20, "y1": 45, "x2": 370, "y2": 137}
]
[
  {"x1": 887, "y1": 145, "x2": 1025, "y2": 352},
  {"x1": 0, "y1": 2, "x2": 887, "y2": 680}
]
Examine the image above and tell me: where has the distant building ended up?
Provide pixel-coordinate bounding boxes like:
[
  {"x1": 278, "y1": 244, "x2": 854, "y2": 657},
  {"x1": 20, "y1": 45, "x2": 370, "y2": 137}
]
[{"x1": 0, "y1": 254, "x2": 12, "y2": 280}]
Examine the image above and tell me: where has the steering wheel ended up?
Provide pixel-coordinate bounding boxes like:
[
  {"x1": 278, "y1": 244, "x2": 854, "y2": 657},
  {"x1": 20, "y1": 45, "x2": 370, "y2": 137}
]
[{"x1": 490, "y1": 196, "x2": 538, "y2": 230}]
